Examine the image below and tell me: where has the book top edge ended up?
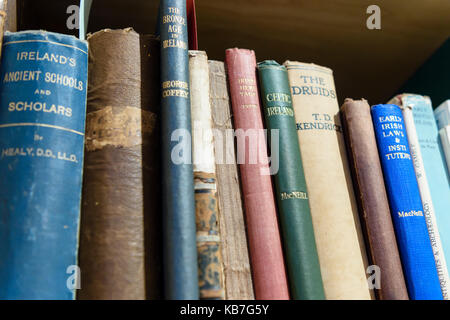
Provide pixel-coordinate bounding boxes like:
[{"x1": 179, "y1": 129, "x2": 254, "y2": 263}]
[
  {"x1": 371, "y1": 103, "x2": 402, "y2": 111},
  {"x1": 388, "y1": 93, "x2": 433, "y2": 110},
  {"x1": 257, "y1": 60, "x2": 285, "y2": 70},
  {"x1": 225, "y1": 48, "x2": 255, "y2": 56},
  {"x1": 188, "y1": 50, "x2": 207, "y2": 57},
  {"x1": 283, "y1": 60, "x2": 333, "y2": 74},
  {"x1": 86, "y1": 28, "x2": 159, "y2": 41},
  {"x1": 208, "y1": 60, "x2": 224, "y2": 64},
  {"x1": 3, "y1": 30, "x2": 88, "y2": 51},
  {"x1": 87, "y1": 28, "x2": 139, "y2": 40},
  {"x1": 341, "y1": 98, "x2": 369, "y2": 108},
  {"x1": 436, "y1": 100, "x2": 450, "y2": 110}
]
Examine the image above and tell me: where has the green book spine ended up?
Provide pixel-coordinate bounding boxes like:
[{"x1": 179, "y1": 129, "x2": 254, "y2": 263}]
[{"x1": 257, "y1": 60, "x2": 325, "y2": 300}]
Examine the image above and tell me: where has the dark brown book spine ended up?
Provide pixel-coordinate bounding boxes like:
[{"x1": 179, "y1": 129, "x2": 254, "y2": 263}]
[
  {"x1": 78, "y1": 29, "x2": 162, "y2": 300},
  {"x1": 340, "y1": 98, "x2": 409, "y2": 300}
]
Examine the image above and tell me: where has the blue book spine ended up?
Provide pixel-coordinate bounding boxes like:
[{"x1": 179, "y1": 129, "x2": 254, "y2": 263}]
[
  {"x1": 0, "y1": 31, "x2": 88, "y2": 299},
  {"x1": 371, "y1": 104, "x2": 442, "y2": 300},
  {"x1": 160, "y1": 0, "x2": 199, "y2": 299},
  {"x1": 407, "y1": 95, "x2": 450, "y2": 284}
]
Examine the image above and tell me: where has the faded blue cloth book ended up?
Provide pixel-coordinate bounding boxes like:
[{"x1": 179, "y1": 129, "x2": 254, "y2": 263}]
[
  {"x1": 407, "y1": 95, "x2": 450, "y2": 283},
  {"x1": 371, "y1": 104, "x2": 443, "y2": 300},
  {"x1": 159, "y1": 0, "x2": 199, "y2": 300},
  {"x1": 0, "y1": 31, "x2": 88, "y2": 299}
]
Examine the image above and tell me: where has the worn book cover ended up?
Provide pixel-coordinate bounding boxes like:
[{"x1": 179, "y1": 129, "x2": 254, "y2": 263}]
[
  {"x1": 0, "y1": 31, "x2": 88, "y2": 299},
  {"x1": 208, "y1": 60, "x2": 254, "y2": 300},
  {"x1": 257, "y1": 60, "x2": 324, "y2": 300},
  {"x1": 391, "y1": 94, "x2": 450, "y2": 299},
  {"x1": 341, "y1": 98, "x2": 408, "y2": 300},
  {"x1": 189, "y1": 50, "x2": 224, "y2": 300},
  {"x1": 78, "y1": 29, "x2": 162, "y2": 300},
  {"x1": 226, "y1": 48, "x2": 289, "y2": 300},
  {"x1": 284, "y1": 61, "x2": 371, "y2": 300},
  {"x1": 371, "y1": 103, "x2": 442, "y2": 300}
]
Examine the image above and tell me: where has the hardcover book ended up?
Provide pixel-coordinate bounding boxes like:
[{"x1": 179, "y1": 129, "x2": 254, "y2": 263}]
[
  {"x1": 4, "y1": 0, "x2": 15, "y2": 32},
  {"x1": 435, "y1": 100, "x2": 450, "y2": 130},
  {"x1": 435, "y1": 101, "x2": 450, "y2": 173},
  {"x1": 78, "y1": 29, "x2": 162, "y2": 300},
  {"x1": 439, "y1": 126, "x2": 450, "y2": 174},
  {"x1": 340, "y1": 98, "x2": 408, "y2": 300},
  {"x1": 371, "y1": 103, "x2": 442, "y2": 300},
  {"x1": 0, "y1": 31, "x2": 88, "y2": 299},
  {"x1": 226, "y1": 48, "x2": 289, "y2": 300},
  {"x1": 208, "y1": 60, "x2": 254, "y2": 300},
  {"x1": 284, "y1": 61, "x2": 371, "y2": 300},
  {"x1": 189, "y1": 50, "x2": 224, "y2": 300},
  {"x1": 257, "y1": 60, "x2": 324, "y2": 300},
  {"x1": 390, "y1": 94, "x2": 450, "y2": 299},
  {"x1": 160, "y1": 0, "x2": 198, "y2": 300}
]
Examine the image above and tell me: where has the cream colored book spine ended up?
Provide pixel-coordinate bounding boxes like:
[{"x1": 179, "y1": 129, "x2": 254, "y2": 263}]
[
  {"x1": 189, "y1": 51, "x2": 225, "y2": 299},
  {"x1": 440, "y1": 126, "x2": 450, "y2": 174},
  {"x1": 402, "y1": 105, "x2": 450, "y2": 300},
  {"x1": 284, "y1": 61, "x2": 371, "y2": 300}
]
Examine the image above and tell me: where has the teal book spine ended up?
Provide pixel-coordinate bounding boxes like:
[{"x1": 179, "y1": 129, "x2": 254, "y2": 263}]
[
  {"x1": 257, "y1": 60, "x2": 324, "y2": 300},
  {"x1": 160, "y1": 0, "x2": 199, "y2": 300},
  {"x1": 0, "y1": 31, "x2": 88, "y2": 299}
]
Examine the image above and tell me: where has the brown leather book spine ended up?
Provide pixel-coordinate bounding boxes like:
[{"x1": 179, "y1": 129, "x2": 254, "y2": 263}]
[
  {"x1": 78, "y1": 29, "x2": 162, "y2": 300},
  {"x1": 340, "y1": 98, "x2": 409, "y2": 300}
]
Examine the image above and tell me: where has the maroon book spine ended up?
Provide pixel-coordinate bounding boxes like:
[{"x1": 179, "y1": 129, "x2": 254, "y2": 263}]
[{"x1": 225, "y1": 48, "x2": 289, "y2": 300}]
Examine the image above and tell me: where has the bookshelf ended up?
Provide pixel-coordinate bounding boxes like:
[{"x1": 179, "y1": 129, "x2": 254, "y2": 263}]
[
  {"x1": 15, "y1": 0, "x2": 450, "y2": 105},
  {"x1": 2, "y1": 0, "x2": 450, "y2": 301}
]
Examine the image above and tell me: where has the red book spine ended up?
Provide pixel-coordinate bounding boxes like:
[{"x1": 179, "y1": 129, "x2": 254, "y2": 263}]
[{"x1": 225, "y1": 48, "x2": 289, "y2": 300}]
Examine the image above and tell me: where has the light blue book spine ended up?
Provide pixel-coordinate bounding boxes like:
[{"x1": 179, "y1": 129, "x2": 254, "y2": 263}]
[
  {"x1": 434, "y1": 100, "x2": 450, "y2": 130},
  {"x1": 0, "y1": 31, "x2": 88, "y2": 299},
  {"x1": 406, "y1": 95, "x2": 450, "y2": 297},
  {"x1": 371, "y1": 104, "x2": 442, "y2": 300}
]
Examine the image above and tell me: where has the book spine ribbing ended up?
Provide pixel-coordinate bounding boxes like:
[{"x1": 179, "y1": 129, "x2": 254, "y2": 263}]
[
  {"x1": 189, "y1": 51, "x2": 224, "y2": 300},
  {"x1": 0, "y1": 31, "x2": 88, "y2": 299},
  {"x1": 78, "y1": 29, "x2": 162, "y2": 300},
  {"x1": 208, "y1": 60, "x2": 255, "y2": 300},
  {"x1": 371, "y1": 103, "x2": 442, "y2": 300},
  {"x1": 439, "y1": 126, "x2": 450, "y2": 174},
  {"x1": 225, "y1": 48, "x2": 289, "y2": 300},
  {"x1": 340, "y1": 98, "x2": 408, "y2": 300},
  {"x1": 257, "y1": 60, "x2": 324, "y2": 300},
  {"x1": 160, "y1": 0, "x2": 198, "y2": 300},
  {"x1": 393, "y1": 94, "x2": 450, "y2": 300},
  {"x1": 284, "y1": 61, "x2": 371, "y2": 300}
]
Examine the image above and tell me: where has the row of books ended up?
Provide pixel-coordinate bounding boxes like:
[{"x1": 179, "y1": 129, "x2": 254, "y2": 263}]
[{"x1": 0, "y1": 0, "x2": 450, "y2": 300}]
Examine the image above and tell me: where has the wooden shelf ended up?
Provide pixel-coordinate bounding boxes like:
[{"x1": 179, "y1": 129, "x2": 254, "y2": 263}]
[{"x1": 16, "y1": 0, "x2": 450, "y2": 105}]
